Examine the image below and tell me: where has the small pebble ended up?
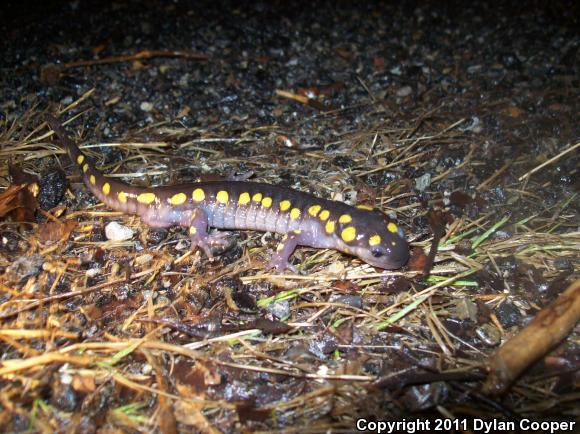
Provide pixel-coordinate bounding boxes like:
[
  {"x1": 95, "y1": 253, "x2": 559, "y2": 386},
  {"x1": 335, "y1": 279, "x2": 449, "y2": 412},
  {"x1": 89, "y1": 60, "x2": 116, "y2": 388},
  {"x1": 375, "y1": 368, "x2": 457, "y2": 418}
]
[
  {"x1": 140, "y1": 101, "x2": 154, "y2": 112},
  {"x1": 60, "y1": 373, "x2": 73, "y2": 385},
  {"x1": 268, "y1": 300, "x2": 290, "y2": 320},
  {"x1": 6, "y1": 254, "x2": 44, "y2": 283},
  {"x1": 105, "y1": 221, "x2": 134, "y2": 241},
  {"x1": 135, "y1": 253, "x2": 153, "y2": 265},
  {"x1": 475, "y1": 324, "x2": 502, "y2": 347},
  {"x1": 390, "y1": 66, "x2": 402, "y2": 75},
  {"x1": 141, "y1": 364, "x2": 153, "y2": 375},
  {"x1": 415, "y1": 173, "x2": 431, "y2": 192},
  {"x1": 396, "y1": 85, "x2": 412, "y2": 97},
  {"x1": 460, "y1": 116, "x2": 482, "y2": 133},
  {"x1": 86, "y1": 268, "x2": 101, "y2": 278}
]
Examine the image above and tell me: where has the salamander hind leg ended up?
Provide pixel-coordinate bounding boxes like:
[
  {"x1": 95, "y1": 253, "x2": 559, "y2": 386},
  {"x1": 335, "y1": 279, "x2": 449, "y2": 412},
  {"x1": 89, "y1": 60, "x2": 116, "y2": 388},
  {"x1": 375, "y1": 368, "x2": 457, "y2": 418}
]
[
  {"x1": 188, "y1": 208, "x2": 233, "y2": 259},
  {"x1": 268, "y1": 230, "x2": 306, "y2": 273}
]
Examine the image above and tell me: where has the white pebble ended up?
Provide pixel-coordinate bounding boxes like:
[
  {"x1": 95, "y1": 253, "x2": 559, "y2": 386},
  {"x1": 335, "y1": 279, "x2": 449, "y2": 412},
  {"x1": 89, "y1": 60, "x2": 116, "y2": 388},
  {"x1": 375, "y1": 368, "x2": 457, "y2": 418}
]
[
  {"x1": 86, "y1": 268, "x2": 101, "y2": 278},
  {"x1": 415, "y1": 173, "x2": 432, "y2": 192},
  {"x1": 105, "y1": 221, "x2": 134, "y2": 241},
  {"x1": 140, "y1": 101, "x2": 154, "y2": 112},
  {"x1": 396, "y1": 85, "x2": 412, "y2": 97},
  {"x1": 135, "y1": 253, "x2": 153, "y2": 265}
]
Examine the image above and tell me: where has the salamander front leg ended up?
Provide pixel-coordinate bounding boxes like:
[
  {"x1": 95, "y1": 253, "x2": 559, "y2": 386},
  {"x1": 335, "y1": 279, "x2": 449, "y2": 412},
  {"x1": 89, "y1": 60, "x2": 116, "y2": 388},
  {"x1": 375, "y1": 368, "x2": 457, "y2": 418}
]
[
  {"x1": 188, "y1": 208, "x2": 231, "y2": 259},
  {"x1": 268, "y1": 230, "x2": 305, "y2": 273}
]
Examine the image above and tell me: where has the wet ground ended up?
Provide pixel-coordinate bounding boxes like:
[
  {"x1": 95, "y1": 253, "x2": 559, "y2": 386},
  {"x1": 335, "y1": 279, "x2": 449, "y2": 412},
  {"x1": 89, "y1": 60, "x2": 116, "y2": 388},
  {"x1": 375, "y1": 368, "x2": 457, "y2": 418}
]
[{"x1": 0, "y1": 0, "x2": 578, "y2": 431}]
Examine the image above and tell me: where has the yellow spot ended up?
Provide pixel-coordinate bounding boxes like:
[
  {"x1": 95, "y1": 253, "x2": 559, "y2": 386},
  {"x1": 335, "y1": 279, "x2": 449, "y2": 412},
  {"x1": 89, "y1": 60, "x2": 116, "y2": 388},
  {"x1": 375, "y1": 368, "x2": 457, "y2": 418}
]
[
  {"x1": 341, "y1": 226, "x2": 356, "y2": 242},
  {"x1": 192, "y1": 188, "x2": 205, "y2": 202},
  {"x1": 290, "y1": 208, "x2": 301, "y2": 220},
  {"x1": 252, "y1": 192, "x2": 263, "y2": 202},
  {"x1": 168, "y1": 192, "x2": 187, "y2": 206},
  {"x1": 282, "y1": 234, "x2": 288, "y2": 241},
  {"x1": 319, "y1": 210, "x2": 330, "y2": 221},
  {"x1": 118, "y1": 191, "x2": 128, "y2": 204},
  {"x1": 308, "y1": 204, "x2": 321, "y2": 217},
  {"x1": 279, "y1": 200, "x2": 291, "y2": 211},
  {"x1": 137, "y1": 192, "x2": 156, "y2": 204},
  {"x1": 76, "y1": 155, "x2": 85, "y2": 165},
  {"x1": 339, "y1": 214, "x2": 352, "y2": 224},
  {"x1": 216, "y1": 190, "x2": 229, "y2": 204},
  {"x1": 276, "y1": 243, "x2": 285, "y2": 252},
  {"x1": 102, "y1": 183, "x2": 110, "y2": 195},
  {"x1": 369, "y1": 235, "x2": 381, "y2": 246},
  {"x1": 89, "y1": 175, "x2": 96, "y2": 185},
  {"x1": 82, "y1": 164, "x2": 89, "y2": 173},
  {"x1": 387, "y1": 222, "x2": 398, "y2": 233},
  {"x1": 357, "y1": 204, "x2": 374, "y2": 210},
  {"x1": 262, "y1": 197, "x2": 272, "y2": 208},
  {"x1": 239, "y1": 192, "x2": 250, "y2": 205},
  {"x1": 325, "y1": 220, "x2": 335, "y2": 234},
  {"x1": 292, "y1": 229, "x2": 302, "y2": 235},
  {"x1": 189, "y1": 227, "x2": 197, "y2": 235}
]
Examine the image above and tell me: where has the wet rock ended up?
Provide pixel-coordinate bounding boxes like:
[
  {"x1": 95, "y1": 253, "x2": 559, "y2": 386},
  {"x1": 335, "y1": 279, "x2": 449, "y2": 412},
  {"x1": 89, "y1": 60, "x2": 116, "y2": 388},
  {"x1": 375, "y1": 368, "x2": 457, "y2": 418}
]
[
  {"x1": 38, "y1": 169, "x2": 67, "y2": 210},
  {"x1": 5, "y1": 254, "x2": 43, "y2": 283},
  {"x1": 475, "y1": 323, "x2": 502, "y2": 347}
]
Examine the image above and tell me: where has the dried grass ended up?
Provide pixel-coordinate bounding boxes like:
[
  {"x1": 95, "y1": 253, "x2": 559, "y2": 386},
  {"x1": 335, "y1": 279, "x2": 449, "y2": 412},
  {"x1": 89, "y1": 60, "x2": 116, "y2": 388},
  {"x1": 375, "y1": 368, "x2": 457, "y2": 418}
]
[{"x1": 0, "y1": 95, "x2": 578, "y2": 431}]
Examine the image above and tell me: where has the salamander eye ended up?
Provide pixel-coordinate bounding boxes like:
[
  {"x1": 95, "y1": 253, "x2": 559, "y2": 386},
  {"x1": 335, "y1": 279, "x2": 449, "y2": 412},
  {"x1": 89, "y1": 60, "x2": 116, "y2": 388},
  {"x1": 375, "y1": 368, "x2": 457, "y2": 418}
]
[{"x1": 371, "y1": 248, "x2": 383, "y2": 258}]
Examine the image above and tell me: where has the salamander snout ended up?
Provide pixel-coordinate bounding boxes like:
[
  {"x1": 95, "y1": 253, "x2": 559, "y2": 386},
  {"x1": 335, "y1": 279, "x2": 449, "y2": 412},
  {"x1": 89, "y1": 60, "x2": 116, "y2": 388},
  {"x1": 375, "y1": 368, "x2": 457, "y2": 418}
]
[
  {"x1": 347, "y1": 217, "x2": 410, "y2": 270},
  {"x1": 367, "y1": 235, "x2": 410, "y2": 269}
]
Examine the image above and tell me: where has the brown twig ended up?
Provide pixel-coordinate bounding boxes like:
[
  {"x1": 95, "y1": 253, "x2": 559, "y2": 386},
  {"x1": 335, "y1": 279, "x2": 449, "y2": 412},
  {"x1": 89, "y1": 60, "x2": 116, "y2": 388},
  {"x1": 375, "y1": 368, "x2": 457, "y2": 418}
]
[
  {"x1": 518, "y1": 141, "x2": 580, "y2": 181},
  {"x1": 0, "y1": 278, "x2": 126, "y2": 320},
  {"x1": 63, "y1": 49, "x2": 208, "y2": 68},
  {"x1": 483, "y1": 278, "x2": 580, "y2": 396},
  {"x1": 41, "y1": 49, "x2": 208, "y2": 84}
]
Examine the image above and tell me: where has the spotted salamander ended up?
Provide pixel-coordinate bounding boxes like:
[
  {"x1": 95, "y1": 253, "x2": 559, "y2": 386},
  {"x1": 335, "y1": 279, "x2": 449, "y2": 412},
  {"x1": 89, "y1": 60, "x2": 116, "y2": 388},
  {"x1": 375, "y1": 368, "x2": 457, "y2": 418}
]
[{"x1": 46, "y1": 116, "x2": 409, "y2": 271}]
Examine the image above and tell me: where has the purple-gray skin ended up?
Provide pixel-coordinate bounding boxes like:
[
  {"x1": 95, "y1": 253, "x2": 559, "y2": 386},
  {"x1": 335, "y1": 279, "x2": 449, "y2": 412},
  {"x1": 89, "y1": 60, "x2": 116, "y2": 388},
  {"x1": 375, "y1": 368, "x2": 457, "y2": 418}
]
[{"x1": 47, "y1": 115, "x2": 409, "y2": 272}]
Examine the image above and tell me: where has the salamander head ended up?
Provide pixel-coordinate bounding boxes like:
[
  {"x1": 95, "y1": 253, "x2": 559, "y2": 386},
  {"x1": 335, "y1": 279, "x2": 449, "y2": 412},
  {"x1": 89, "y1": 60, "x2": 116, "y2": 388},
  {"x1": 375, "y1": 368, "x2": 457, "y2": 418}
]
[{"x1": 338, "y1": 209, "x2": 409, "y2": 270}]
